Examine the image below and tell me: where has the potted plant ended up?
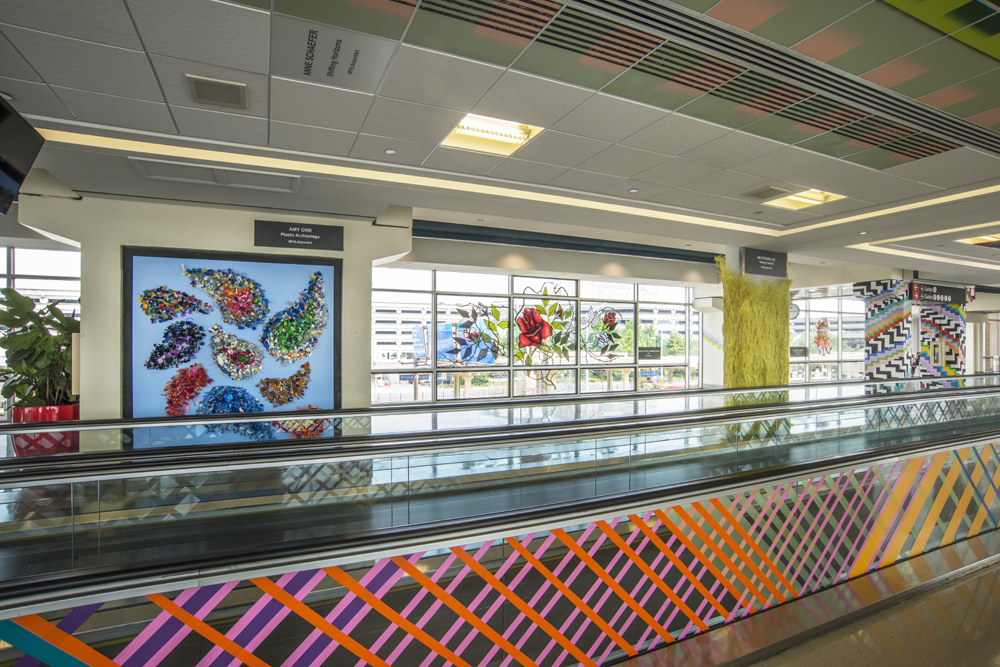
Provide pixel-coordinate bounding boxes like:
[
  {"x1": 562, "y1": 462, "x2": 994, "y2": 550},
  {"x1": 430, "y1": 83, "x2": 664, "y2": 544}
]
[{"x1": 0, "y1": 288, "x2": 80, "y2": 456}]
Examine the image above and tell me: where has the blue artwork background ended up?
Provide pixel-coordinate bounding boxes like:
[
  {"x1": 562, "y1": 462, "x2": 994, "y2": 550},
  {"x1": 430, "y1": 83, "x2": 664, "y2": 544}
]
[{"x1": 128, "y1": 253, "x2": 336, "y2": 447}]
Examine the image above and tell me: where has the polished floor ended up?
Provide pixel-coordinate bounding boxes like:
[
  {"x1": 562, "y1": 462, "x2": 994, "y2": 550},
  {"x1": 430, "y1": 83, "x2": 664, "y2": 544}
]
[{"x1": 751, "y1": 562, "x2": 1000, "y2": 667}]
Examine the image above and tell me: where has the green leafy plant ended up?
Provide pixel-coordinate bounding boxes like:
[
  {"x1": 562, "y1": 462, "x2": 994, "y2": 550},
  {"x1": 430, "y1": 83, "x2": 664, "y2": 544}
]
[{"x1": 0, "y1": 288, "x2": 79, "y2": 407}]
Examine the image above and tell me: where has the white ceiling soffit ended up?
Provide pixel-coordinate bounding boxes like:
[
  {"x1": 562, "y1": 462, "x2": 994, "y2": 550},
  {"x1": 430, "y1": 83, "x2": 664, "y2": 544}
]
[{"x1": 128, "y1": 156, "x2": 300, "y2": 193}]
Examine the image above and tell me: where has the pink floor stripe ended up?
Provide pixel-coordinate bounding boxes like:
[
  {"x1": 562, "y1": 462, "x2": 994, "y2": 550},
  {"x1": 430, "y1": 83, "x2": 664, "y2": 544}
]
[
  {"x1": 200, "y1": 570, "x2": 327, "y2": 667},
  {"x1": 115, "y1": 587, "x2": 201, "y2": 665},
  {"x1": 809, "y1": 465, "x2": 881, "y2": 592},
  {"x1": 147, "y1": 581, "x2": 239, "y2": 667}
]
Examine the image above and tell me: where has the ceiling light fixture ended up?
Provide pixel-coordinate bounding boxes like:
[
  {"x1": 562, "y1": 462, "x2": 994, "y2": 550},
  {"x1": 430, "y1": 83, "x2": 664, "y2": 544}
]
[
  {"x1": 859, "y1": 231, "x2": 867, "y2": 235},
  {"x1": 763, "y1": 189, "x2": 846, "y2": 211},
  {"x1": 384, "y1": 149, "x2": 396, "y2": 155},
  {"x1": 0, "y1": 92, "x2": 12, "y2": 102},
  {"x1": 441, "y1": 114, "x2": 543, "y2": 157},
  {"x1": 629, "y1": 188, "x2": 639, "y2": 193}
]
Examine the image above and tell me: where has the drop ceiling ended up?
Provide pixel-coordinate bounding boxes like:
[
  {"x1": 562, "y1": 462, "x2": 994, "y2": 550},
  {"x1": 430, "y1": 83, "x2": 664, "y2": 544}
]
[{"x1": 5, "y1": 0, "x2": 1000, "y2": 284}]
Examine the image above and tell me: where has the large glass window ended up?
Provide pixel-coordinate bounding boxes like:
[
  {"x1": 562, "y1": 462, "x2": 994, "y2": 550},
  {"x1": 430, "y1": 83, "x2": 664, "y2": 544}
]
[
  {"x1": 790, "y1": 287, "x2": 866, "y2": 382},
  {"x1": 372, "y1": 269, "x2": 699, "y2": 403}
]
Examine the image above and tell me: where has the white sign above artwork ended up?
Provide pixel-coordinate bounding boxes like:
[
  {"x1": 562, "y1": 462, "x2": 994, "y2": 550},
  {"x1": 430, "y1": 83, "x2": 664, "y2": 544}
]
[{"x1": 271, "y1": 14, "x2": 396, "y2": 93}]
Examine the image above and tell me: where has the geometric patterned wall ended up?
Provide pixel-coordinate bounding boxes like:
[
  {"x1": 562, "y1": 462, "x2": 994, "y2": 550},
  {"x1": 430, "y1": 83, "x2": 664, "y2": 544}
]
[
  {"x1": 854, "y1": 279, "x2": 913, "y2": 381},
  {"x1": 918, "y1": 287, "x2": 975, "y2": 377},
  {"x1": 3, "y1": 442, "x2": 999, "y2": 667}
]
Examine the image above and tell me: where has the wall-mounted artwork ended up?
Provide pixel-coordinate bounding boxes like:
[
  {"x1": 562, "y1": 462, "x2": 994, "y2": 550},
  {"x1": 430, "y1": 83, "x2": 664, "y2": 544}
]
[{"x1": 123, "y1": 248, "x2": 341, "y2": 445}]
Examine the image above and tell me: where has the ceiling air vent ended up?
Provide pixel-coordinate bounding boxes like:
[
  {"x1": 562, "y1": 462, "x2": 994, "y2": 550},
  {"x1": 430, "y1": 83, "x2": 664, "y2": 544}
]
[
  {"x1": 129, "y1": 157, "x2": 299, "y2": 193},
  {"x1": 186, "y1": 75, "x2": 247, "y2": 109},
  {"x1": 744, "y1": 186, "x2": 789, "y2": 201}
]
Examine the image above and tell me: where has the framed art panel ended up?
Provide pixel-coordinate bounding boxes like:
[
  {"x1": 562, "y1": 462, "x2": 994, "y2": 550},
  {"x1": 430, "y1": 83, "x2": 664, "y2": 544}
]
[{"x1": 123, "y1": 247, "x2": 342, "y2": 446}]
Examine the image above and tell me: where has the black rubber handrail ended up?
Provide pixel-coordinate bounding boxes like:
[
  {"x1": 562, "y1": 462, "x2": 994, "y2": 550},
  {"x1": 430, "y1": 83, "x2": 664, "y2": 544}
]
[
  {"x1": 0, "y1": 426, "x2": 994, "y2": 617},
  {"x1": 3, "y1": 375, "x2": 995, "y2": 434},
  {"x1": 3, "y1": 381, "x2": 999, "y2": 484}
]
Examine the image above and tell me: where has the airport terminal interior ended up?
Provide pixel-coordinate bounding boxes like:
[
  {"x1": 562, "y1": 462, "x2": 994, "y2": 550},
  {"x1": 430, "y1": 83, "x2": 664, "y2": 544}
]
[{"x1": 6, "y1": 0, "x2": 1000, "y2": 665}]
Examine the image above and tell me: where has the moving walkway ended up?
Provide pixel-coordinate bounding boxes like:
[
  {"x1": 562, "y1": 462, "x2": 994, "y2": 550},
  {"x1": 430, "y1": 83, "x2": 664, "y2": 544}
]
[{"x1": 1, "y1": 378, "x2": 999, "y2": 667}]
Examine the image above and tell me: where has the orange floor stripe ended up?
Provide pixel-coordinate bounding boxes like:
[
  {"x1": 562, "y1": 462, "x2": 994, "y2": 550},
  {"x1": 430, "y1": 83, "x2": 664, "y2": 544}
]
[
  {"x1": 449, "y1": 547, "x2": 599, "y2": 667},
  {"x1": 13, "y1": 615, "x2": 121, "y2": 667},
  {"x1": 595, "y1": 521, "x2": 709, "y2": 631},
  {"x1": 709, "y1": 498, "x2": 799, "y2": 597},
  {"x1": 551, "y1": 528, "x2": 675, "y2": 645},
  {"x1": 628, "y1": 514, "x2": 731, "y2": 618},
  {"x1": 249, "y1": 578, "x2": 388, "y2": 667},
  {"x1": 943, "y1": 454, "x2": 983, "y2": 545},
  {"x1": 324, "y1": 567, "x2": 473, "y2": 667},
  {"x1": 692, "y1": 502, "x2": 787, "y2": 604},
  {"x1": 146, "y1": 594, "x2": 271, "y2": 667},
  {"x1": 652, "y1": 509, "x2": 755, "y2": 614},
  {"x1": 671, "y1": 507, "x2": 770, "y2": 607},
  {"x1": 850, "y1": 457, "x2": 925, "y2": 578},
  {"x1": 505, "y1": 537, "x2": 637, "y2": 657},
  {"x1": 390, "y1": 556, "x2": 539, "y2": 667}
]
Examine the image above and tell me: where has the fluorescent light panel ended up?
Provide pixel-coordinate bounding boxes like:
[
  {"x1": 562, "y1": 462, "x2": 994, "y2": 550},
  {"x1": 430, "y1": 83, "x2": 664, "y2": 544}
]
[
  {"x1": 441, "y1": 114, "x2": 544, "y2": 156},
  {"x1": 763, "y1": 189, "x2": 845, "y2": 210}
]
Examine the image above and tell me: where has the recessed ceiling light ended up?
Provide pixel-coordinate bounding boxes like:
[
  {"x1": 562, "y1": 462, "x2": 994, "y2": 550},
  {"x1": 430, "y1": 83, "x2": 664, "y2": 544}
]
[
  {"x1": 0, "y1": 92, "x2": 12, "y2": 101},
  {"x1": 441, "y1": 113, "x2": 544, "y2": 157},
  {"x1": 384, "y1": 149, "x2": 396, "y2": 155},
  {"x1": 628, "y1": 188, "x2": 639, "y2": 193},
  {"x1": 762, "y1": 189, "x2": 845, "y2": 211},
  {"x1": 859, "y1": 231, "x2": 867, "y2": 235},
  {"x1": 685, "y1": 244, "x2": 692, "y2": 247}
]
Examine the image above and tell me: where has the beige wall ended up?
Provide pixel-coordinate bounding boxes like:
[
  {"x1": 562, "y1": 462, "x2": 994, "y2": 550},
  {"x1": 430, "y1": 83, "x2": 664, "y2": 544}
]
[{"x1": 18, "y1": 193, "x2": 411, "y2": 418}]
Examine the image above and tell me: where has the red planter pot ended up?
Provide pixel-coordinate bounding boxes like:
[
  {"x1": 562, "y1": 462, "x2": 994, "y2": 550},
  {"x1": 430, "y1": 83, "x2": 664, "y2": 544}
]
[{"x1": 9, "y1": 404, "x2": 80, "y2": 457}]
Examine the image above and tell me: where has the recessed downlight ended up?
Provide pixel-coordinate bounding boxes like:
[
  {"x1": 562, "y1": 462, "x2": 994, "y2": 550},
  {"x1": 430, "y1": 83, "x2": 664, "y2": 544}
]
[
  {"x1": 628, "y1": 188, "x2": 639, "y2": 193},
  {"x1": 441, "y1": 113, "x2": 543, "y2": 156},
  {"x1": 859, "y1": 231, "x2": 867, "y2": 235},
  {"x1": 0, "y1": 92, "x2": 12, "y2": 102},
  {"x1": 384, "y1": 149, "x2": 396, "y2": 155}
]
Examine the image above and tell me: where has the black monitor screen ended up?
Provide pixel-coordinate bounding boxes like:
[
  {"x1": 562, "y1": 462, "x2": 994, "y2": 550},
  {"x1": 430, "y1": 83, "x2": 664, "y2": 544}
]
[{"x1": 0, "y1": 97, "x2": 44, "y2": 215}]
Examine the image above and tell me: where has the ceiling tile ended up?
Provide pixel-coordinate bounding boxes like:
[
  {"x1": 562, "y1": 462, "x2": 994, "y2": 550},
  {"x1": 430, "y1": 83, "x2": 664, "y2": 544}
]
[
  {"x1": 1, "y1": 25, "x2": 162, "y2": 101},
  {"x1": 512, "y1": 131, "x2": 611, "y2": 167},
  {"x1": 916, "y1": 162, "x2": 1000, "y2": 189},
  {"x1": 270, "y1": 77, "x2": 373, "y2": 132},
  {"x1": 620, "y1": 113, "x2": 730, "y2": 155},
  {"x1": 679, "y1": 131, "x2": 785, "y2": 169},
  {"x1": 51, "y1": 86, "x2": 176, "y2": 133},
  {"x1": 378, "y1": 45, "x2": 505, "y2": 112},
  {"x1": 269, "y1": 120, "x2": 355, "y2": 157},
  {"x1": 471, "y1": 71, "x2": 593, "y2": 128},
  {"x1": 691, "y1": 197, "x2": 749, "y2": 215},
  {"x1": 600, "y1": 179, "x2": 673, "y2": 200},
  {"x1": 171, "y1": 106, "x2": 267, "y2": 144},
  {"x1": 860, "y1": 180, "x2": 942, "y2": 205},
  {"x1": 547, "y1": 169, "x2": 625, "y2": 192},
  {"x1": 350, "y1": 133, "x2": 437, "y2": 166},
  {"x1": 127, "y1": 0, "x2": 270, "y2": 73},
  {"x1": 487, "y1": 159, "x2": 568, "y2": 184},
  {"x1": 882, "y1": 147, "x2": 1000, "y2": 185},
  {"x1": 683, "y1": 170, "x2": 769, "y2": 195},
  {"x1": 644, "y1": 188, "x2": 716, "y2": 208},
  {"x1": 632, "y1": 158, "x2": 723, "y2": 187},
  {"x1": 0, "y1": 76, "x2": 72, "y2": 117},
  {"x1": 736, "y1": 146, "x2": 870, "y2": 187},
  {"x1": 550, "y1": 93, "x2": 667, "y2": 143},
  {"x1": 820, "y1": 170, "x2": 916, "y2": 198},
  {"x1": 0, "y1": 0, "x2": 141, "y2": 49},
  {"x1": 151, "y1": 55, "x2": 268, "y2": 117},
  {"x1": 0, "y1": 31, "x2": 40, "y2": 82},
  {"x1": 421, "y1": 147, "x2": 506, "y2": 176},
  {"x1": 360, "y1": 97, "x2": 464, "y2": 145},
  {"x1": 576, "y1": 145, "x2": 669, "y2": 177}
]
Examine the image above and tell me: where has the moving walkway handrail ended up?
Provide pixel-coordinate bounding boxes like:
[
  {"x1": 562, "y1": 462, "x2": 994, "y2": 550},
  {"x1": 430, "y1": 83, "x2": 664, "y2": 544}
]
[
  {"x1": 3, "y1": 380, "x2": 1000, "y2": 484},
  {"x1": 1, "y1": 374, "x2": 996, "y2": 435},
  {"x1": 1, "y1": 424, "x2": 995, "y2": 619}
]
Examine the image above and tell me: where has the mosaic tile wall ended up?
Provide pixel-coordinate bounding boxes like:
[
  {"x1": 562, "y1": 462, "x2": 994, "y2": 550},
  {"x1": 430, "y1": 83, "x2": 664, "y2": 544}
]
[{"x1": 3, "y1": 441, "x2": 999, "y2": 667}]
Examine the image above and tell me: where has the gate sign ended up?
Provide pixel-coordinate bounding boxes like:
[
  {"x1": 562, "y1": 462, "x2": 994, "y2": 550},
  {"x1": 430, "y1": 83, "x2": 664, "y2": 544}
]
[
  {"x1": 912, "y1": 282, "x2": 966, "y2": 305},
  {"x1": 742, "y1": 248, "x2": 787, "y2": 278}
]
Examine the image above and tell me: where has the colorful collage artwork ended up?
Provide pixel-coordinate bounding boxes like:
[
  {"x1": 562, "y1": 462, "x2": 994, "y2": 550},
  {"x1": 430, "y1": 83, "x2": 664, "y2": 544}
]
[{"x1": 126, "y1": 250, "x2": 338, "y2": 444}]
